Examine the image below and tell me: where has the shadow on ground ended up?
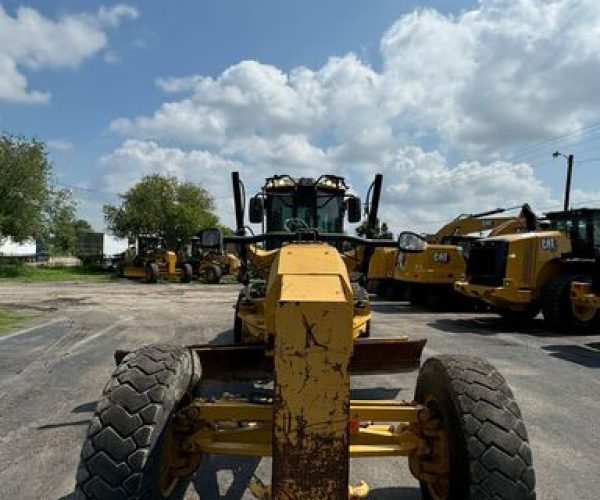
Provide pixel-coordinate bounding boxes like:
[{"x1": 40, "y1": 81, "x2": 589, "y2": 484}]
[
  {"x1": 429, "y1": 316, "x2": 599, "y2": 338},
  {"x1": 38, "y1": 401, "x2": 97, "y2": 431},
  {"x1": 542, "y1": 344, "x2": 600, "y2": 368}
]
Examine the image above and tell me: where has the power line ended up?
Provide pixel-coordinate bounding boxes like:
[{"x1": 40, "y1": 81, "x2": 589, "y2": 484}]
[
  {"x1": 56, "y1": 182, "x2": 120, "y2": 197},
  {"x1": 508, "y1": 121, "x2": 600, "y2": 161}
]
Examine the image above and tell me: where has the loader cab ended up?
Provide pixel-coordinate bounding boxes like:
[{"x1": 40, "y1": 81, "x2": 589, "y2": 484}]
[
  {"x1": 546, "y1": 208, "x2": 600, "y2": 258},
  {"x1": 440, "y1": 234, "x2": 480, "y2": 260},
  {"x1": 250, "y1": 175, "x2": 360, "y2": 249}
]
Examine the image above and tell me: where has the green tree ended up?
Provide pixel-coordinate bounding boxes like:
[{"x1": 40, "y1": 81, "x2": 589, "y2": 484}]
[
  {"x1": 104, "y1": 174, "x2": 219, "y2": 248},
  {"x1": 44, "y1": 188, "x2": 78, "y2": 254},
  {"x1": 0, "y1": 135, "x2": 52, "y2": 241}
]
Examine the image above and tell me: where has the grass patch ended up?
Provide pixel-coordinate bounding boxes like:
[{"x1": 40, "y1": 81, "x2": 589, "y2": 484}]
[
  {"x1": 0, "y1": 264, "x2": 114, "y2": 282},
  {"x1": 0, "y1": 308, "x2": 28, "y2": 334}
]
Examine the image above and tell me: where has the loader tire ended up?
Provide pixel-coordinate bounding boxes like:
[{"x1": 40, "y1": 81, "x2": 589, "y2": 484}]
[
  {"x1": 180, "y1": 263, "x2": 193, "y2": 283},
  {"x1": 542, "y1": 274, "x2": 600, "y2": 332},
  {"x1": 146, "y1": 263, "x2": 160, "y2": 283},
  {"x1": 204, "y1": 265, "x2": 222, "y2": 284},
  {"x1": 414, "y1": 355, "x2": 535, "y2": 500},
  {"x1": 75, "y1": 345, "x2": 195, "y2": 500}
]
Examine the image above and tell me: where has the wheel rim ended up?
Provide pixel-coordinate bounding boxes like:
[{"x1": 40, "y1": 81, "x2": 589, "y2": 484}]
[
  {"x1": 571, "y1": 302, "x2": 596, "y2": 323},
  {"x1": 412, "y1": 395, "x2": 451, "y2": 499}
]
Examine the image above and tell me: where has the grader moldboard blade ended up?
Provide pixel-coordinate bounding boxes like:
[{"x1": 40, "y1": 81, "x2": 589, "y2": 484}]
[{"x1": 190, "y1": 337, "x2": 426, "y2": 382}]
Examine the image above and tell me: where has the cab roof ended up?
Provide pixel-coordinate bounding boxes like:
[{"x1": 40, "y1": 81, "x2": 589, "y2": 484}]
[{"x1": 545, "y1": 208, "x2": 600, "y2": 219}]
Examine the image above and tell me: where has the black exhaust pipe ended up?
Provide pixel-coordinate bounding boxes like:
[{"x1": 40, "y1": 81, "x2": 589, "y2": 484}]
[
  {"x1": 367, "y1": 174, "x2": 383, "y2": 239},
  {"x1": 232, "y1": 171, "x2": 245, "y2": 236},
  {"x1": 231, "y1": 172, "x2": 248, "y2": 282}
]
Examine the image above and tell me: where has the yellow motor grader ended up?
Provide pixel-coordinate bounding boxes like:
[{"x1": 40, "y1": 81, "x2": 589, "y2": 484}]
[
  {"x1": 75, "y1": 172, "x2": 535, "y2": 499},
  {"x1": 455, "y1": 207, "x2": 600, "y2": 331},
  {"x1": 183, "y1": 230, "x2": 241, "y2": 283},
  {"x1": 119, "y1": 235, "x2": 193, "y2": 283}
]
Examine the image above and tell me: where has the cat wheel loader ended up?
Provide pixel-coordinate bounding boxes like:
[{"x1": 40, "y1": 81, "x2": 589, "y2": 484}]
[
  {"x1": 370, "y1": 206, "x2": 531, "y2": 309},
  {"x1": 183, "y1": 230, "x2": 241, "y2": 283},
  {"x1": 120, "y1": 235, "x2": 193, "y2": 283},
  {"x1": 455, "y1": 207, "x2": 600, "y2": 331},
  {"x1": 75, "y1": 172, "x2": 535, "y2": 500}
]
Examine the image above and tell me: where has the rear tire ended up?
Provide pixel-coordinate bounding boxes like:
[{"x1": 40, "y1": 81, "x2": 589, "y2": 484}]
[
  {"x1": 414, "y1": 355, "x2": 535, "y2": 500},
  {"x1": 75, "y1": 345, "x2": 196, "y2": 499},
  {"x1": 180, "y1": 263, "x2": 193, "y2": 283},
  {"x1": 204, "y1": 265, "x2": 222, "y2": 284}
]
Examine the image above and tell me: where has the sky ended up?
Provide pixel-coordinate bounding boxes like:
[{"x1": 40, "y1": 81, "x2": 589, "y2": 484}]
[{"x1": 2, "y1": 0, "x2": 600, "y2": 234}]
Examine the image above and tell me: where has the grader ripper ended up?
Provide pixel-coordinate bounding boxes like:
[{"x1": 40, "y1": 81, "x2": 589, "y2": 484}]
[{"x1": 76, "y1": 172, "x2": 535, "y2": 499}]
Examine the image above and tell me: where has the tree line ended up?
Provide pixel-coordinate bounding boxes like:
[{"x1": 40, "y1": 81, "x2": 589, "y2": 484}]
[
  {"x1": 2, "y1": 134, "x2": 392, "y2": 255},
  {"x1": 0, "y1": 135, "x2": 223, "y2": 254}
]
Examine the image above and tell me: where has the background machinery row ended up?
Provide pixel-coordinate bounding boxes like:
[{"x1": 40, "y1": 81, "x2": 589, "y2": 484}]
[{"x1": 368, "y1": 203, "x2": 600, "y2": 332}]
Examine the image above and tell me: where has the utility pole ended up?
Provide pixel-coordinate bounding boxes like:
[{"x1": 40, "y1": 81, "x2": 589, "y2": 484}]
[
  {"x1": 552, "y1": 151, "x2": 574, "y2": 211},
  {"x1": 564, "y1": 154, "x2": 574, "y2": 211}
]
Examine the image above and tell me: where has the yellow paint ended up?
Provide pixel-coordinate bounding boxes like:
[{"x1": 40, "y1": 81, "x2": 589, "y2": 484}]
[{"x1": 456, "y1": 230, "x2": 572, "y2": 311}]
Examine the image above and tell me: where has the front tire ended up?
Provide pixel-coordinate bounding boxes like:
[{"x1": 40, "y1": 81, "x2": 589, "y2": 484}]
[
  {"x1": 413, "y1": 355, "x2": 535, "y2": 500},
  {"x1": 542, "y1": 274, "x2": 600, "y2": 332},
  {"x1": 75, "y1": 345, "x2": 196, "y2": 499}
]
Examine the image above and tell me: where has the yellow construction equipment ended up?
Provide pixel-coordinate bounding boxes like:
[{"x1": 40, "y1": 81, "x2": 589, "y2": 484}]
[
  {"x1": 75, "y1": 172, "x2": 535, "y2": 499},
  {"x1": 455, "y1": 207, "x2": 600, "y2": 331},
  {"x1": 119, "y1": 235, "x2": 193, "y2": 283},
  {"x1": 369, "y1": 207, "x2": 530, "y2": 307},
  {"x1": 183, "y1": 229, "x2": 241, "y2": 283}
]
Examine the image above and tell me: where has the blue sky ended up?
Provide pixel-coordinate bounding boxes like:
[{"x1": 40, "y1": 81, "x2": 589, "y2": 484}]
[{"x1": 2, "y1": 0, "x2": 600, "y2": 231}]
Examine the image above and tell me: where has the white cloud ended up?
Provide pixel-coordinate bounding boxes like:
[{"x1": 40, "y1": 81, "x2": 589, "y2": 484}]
[
  {"x1": 0, "y1": 4, "x2": 138, "y2": 103},
  {"x1": 98, "y1": 140, "x2": 557, "y2": 233},
  {"x1": 100, "y1": 140, "x2": 247, "y2": 220},
  {"x1": 102, "y1": 0, "x2": 600, "y2": 231},
  {"x1": 109, "y1": 0, "x2": 600, "y2": 155}
]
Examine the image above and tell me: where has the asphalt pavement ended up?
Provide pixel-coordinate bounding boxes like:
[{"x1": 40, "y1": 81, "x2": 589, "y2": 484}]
[{"x1": 0, "y1": 281, "x2": 598, "y2": 500}]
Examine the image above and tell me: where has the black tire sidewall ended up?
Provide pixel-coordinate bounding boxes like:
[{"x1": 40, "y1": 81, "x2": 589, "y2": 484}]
[
  {"x1": 76, "y1": 345, "x2": 195, "y2": 500},
  {"x1": 415, "y1": 359, "x2": 470, "y2": 499}
]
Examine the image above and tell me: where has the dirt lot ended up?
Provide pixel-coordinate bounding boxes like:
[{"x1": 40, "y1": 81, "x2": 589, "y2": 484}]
[{"x1": 0, "y1": 280, "x2": 598, "y2": 500}]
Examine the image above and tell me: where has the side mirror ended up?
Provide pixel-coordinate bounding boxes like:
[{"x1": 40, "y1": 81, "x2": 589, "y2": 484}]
[
  {"x1": 347, "y1": 196, "x2": 362, "y2": 223},
  {"x1": 249, "y1": 196, "x2": 264, "y2": 224},
  {"x1": 198, "y1": 228, "x2": 223, "y2": 249},
  {"x1": 397, "y1": 231, "x2": 427, "y2": 253}
]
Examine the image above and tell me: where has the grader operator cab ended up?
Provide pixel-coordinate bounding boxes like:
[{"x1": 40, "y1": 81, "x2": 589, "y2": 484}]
[
  {"x1": 185, "y1": 230, "x2": 241, "y2": 283},
  {"x1": 455, "y1": 207, "x2": 600, "y2": 331},
  {"x1": 120, "y1": 235, "x2": 193, "y2": 283},
  {"x1": 75, "y1": 171, "x2": 535, "y2": 500}
]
